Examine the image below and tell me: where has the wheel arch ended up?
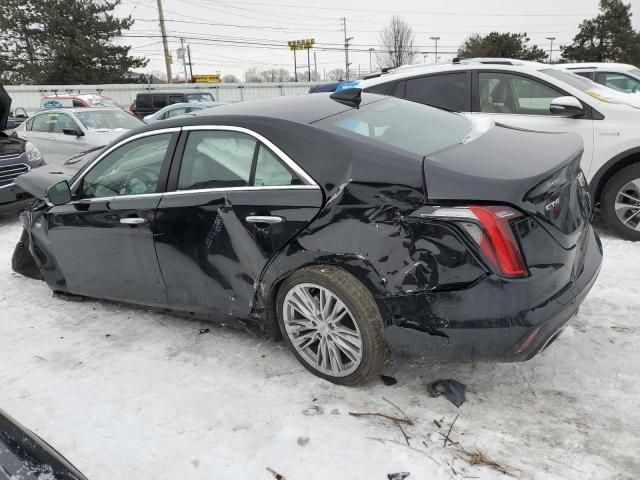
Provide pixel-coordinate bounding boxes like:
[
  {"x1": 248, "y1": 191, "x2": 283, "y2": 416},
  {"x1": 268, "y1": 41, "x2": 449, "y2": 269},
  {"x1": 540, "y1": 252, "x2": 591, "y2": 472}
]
[{"x1": 590, "y1": 147, "x2": 640, "y2": 204}]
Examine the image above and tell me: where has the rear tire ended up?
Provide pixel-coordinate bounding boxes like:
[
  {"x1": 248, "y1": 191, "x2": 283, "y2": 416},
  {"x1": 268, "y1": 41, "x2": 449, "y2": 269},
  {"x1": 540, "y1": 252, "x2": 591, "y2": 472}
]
[
  {"x1": 601, "y1": 164, "x2": 640, "y2": 241},
  {"x1": 276, "y1": 265, "x2": 389, "y2": 386}
]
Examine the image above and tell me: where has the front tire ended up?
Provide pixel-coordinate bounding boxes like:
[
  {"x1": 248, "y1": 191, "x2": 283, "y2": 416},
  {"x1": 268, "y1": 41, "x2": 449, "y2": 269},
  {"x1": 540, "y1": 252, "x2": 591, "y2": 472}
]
[
  {"x1": 601, "y1": 164, "x2": 640, "y2": 241},
  {"x1": 276, "y1": 265, "x2": 389, "y2": 386}
]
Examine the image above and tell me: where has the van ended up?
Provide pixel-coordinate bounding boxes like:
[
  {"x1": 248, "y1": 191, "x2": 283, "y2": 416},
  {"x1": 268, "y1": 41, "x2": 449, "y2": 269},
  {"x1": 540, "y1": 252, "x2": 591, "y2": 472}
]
[{"x1": 130, "y1": 91, "x2": 216, "y2": 118}]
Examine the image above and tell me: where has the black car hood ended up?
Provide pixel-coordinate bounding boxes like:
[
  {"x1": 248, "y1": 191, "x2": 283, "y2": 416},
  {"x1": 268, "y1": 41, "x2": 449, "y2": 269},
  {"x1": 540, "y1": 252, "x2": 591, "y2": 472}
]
[
  {"x1": 0, "y1": 83, "x2": 10, "y2": 131},
  {"x1": 15, "y1": 166, "x2": 76, "y2": 200},
  {"x1": 0, "y1": 133, "x2": 26, "y2": 155}
]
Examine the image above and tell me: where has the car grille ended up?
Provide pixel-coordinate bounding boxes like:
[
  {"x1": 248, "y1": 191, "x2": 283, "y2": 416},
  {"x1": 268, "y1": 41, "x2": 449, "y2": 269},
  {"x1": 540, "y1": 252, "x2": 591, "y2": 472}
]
[
  {"x1": 0, "y1": 153, "x2": 21, "y2": 162},
  {"x1": 0, "y1": 163, "x2": 30, "y2": 184}
]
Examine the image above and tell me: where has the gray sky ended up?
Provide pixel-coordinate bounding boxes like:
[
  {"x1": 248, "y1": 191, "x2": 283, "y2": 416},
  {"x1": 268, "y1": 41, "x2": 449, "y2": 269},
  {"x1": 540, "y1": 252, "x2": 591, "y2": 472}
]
[{"x1": 114, "y1": 0, "x2": 640, "y2": 80}]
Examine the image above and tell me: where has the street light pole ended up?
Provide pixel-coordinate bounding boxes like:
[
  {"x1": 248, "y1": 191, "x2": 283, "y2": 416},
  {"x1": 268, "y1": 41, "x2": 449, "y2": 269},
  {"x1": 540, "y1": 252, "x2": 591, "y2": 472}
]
[
  {"x1": 430, "y1": 36, "x2": 440, "y2": 64},
  {"x1": 369, "y1": 48, "x2": 374, "y2": 72},
  {"x1": 546, "y1": 37, "x2": 556, "y2": 64}
]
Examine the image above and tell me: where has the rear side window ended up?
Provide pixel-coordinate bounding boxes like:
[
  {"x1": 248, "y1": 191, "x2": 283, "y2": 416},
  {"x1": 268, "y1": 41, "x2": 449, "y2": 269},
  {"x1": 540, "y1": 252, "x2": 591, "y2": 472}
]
[
  {"x1": 364, "y1": 82, "x2": 396, "y2": 96},
  {"x1": 153, "y1": 95, "x2": 168, "y2": 108},
  {"x1": 72, "y1": 100, "x2": 85, "y2": 107},
  {"x1": 254, "y1": 145, "x2": 301, "y2": 186},
  {"x1": 178, "y1": 131, "x2": 257, "y2": 190},
  {"x1": 404, "y1": 73, "x2": 467, "y2": 111},
  {"x1": 574, "y1": 71, "x2": 595, "y2": 80},
  {"x1": 596, "y1": 72, "x2": 640, "y2": 93},
  {"x1": 168, "y1": 95, "x2": 183, "y2": 105},
  {"x1": 136, "y1": 95, "x2": 151, "y2": 108},
  {"x1": 30, "y1": 114, "x2": 51, "y2": 133}
]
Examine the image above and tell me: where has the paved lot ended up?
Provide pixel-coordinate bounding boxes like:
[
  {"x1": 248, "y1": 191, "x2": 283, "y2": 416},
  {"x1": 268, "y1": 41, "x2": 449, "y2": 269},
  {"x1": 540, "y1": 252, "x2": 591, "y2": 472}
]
[{"x1": 0, "y1": 213, "x2": 638, "y2": 480}]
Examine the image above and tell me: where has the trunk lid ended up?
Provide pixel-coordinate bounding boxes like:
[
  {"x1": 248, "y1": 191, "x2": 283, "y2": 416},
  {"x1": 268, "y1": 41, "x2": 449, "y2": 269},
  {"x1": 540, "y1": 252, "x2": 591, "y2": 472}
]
[
  {"x1": 0, "y1": 83, "x2": 10, "y2": 131},
  {"x1": 424, "y1": 124, "x2": 590, "y2": 249}
]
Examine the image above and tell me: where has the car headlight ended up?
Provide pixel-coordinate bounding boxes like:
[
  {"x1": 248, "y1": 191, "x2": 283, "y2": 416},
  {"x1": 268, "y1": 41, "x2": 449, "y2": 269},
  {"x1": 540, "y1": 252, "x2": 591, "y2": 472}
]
[{"x1": 25, "y1": 142, "x2": 43, "y2": 163}]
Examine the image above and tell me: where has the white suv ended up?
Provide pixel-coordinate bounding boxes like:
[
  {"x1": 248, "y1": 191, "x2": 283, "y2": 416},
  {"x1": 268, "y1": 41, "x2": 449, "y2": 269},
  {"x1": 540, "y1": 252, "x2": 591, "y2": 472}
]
[
  {"x1": 344, "y1": 59, "x2": 640, "y2": 240},
  {"x1": 555, "y1": 63, "x2": 640, "y2": 94}
]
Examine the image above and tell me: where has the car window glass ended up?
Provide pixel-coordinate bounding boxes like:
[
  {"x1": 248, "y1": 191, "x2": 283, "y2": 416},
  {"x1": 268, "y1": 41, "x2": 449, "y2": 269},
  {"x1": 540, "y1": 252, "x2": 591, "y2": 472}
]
[
  {"x1": 80, "y1": 134, "x2": 172, "y2": 199},
  {"x1": 72, "y1": 100, "x2": 85, "y2": 107},
  {"x1": 136, "y1": 95, "x2": 151, "y2": 108},
  {"x1": 405, "y1": 73, "x2": 467, "y2": 111},
  {"x1": 254, "y1": 145, "x2": 302, "y2": 186},
  {"x1": 166, "y1": 107, "x2": 188, "y2": 118},
  {"x1": 479, "y1": 72, "x2": 561, "y2": 115},
  {"x1": 178, "y1": 131, "x2": 256, "y2": 190},
  {"x1": 25, "y1": 118, "x2": 34, "y2": 131},
  {"x1": 186, "y1": 93, "x2": 215, "y2": 102},
  {"x1": 153, "y1": 95, "x2": 168, "y2": 108},
  {"x1": 574, "y1": 71, "x2": 595, "y2": 80},
  {"x1": 393, "y1": 81, "x2": 406, "y2": 98},
  {"x1": 50, "y1": 113, "x2": 78, "y2": 133},
  {"x1": 74, "y1": 110, "x2": 143, "y2": 130},
  {"x1": 598, "y1": 72, "x2": 640, "y2": 93},
  {"x1": 31, "y1": 114, "x2": 53, "y2": 132},
  {"x1": 365, "y1": 82, "x2": 396, "y2": 96},
  {"x1": 168, "y1": 95, "x2": 183, "y2": 105}
]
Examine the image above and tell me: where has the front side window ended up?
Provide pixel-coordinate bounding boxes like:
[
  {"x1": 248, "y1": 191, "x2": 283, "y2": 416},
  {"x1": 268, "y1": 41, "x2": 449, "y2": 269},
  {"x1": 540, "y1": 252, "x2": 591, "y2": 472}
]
[
  {"x1": 186, "y1": 92, "x2": 215, "y2": 102},
  {"x1": 153, "y1": 95, "x2": 168, "y2": 108},
  {"x1": 50, "y1": 113, "x2": 79, "y2": 133},
  {"x1": 315, "y1": 97, "x2": 472, "y2": 157},
  {"x1": 136, "y1": 95, "x2": 151, "y2": 108},
  {"x1": 479, "y1": 72, "x2": 562, "y2": 116},
  {"x1": 597, "y1": 72, "x2": 640, "y2": 93},
  {"x1": 168, "y1": 95, "x2": 183, "y2": 105},
  {"x1": 404, "y1": 73, "x2": 467, "y2": 111},
  {"x1": 80, "y1": 133, "x2": 172, "y2": 199},
  {"x1": 164, "y1": 107, "x2": 188, "y2": 119}
]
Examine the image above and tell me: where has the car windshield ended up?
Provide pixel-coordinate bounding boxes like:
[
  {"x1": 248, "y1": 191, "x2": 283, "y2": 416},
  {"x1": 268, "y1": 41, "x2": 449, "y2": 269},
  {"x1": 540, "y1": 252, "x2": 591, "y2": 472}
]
[
  {"x1": 315, "y1": 97, "x2": 473, "y2": 157},
  {"x1": 186, "y1": 92, "x2": 215, "y2": 102},
  {"x1": 74, "y1": 110, "x2": 144, "y2": 130},
  {"x1": 91, "y1": 98, "x2": 121, "y2": 108}
]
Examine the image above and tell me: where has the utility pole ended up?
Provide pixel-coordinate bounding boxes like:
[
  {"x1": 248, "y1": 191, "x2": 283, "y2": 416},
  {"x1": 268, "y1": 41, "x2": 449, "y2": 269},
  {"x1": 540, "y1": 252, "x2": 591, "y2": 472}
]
[
  {"x1": 430, "y1": 36, "x2": 440, "y2": 64},
  {"x1": 293, "y1": 49, "x2": 298, "y2": 82},
  {"x1": 307, "y1": 47, "x2": 311, "y2": 82},
  {"x1": 180, "y1": 37, "x2": 188, "y2": 83},
  {"x1": 314, "y1": 51, "x2": 317, "y2": 80},
  {"x1": 546, "y1": 37, "x2": 556, "y2": 64},
  {"x1": 422, "y1": 52, "x2": 427, "y2": 63},
  {"x1": 341, "y1": 18, "x2": 353, "y2": 80},
  {"x1": 187, "y1": 45, "x2": 194, "y2": 82},
  {"x1": 156, "y1": 0, "x2": 172, "y2": 83},
  {"x1": 369, "y1": 48, "x2": 374, "y2": 72}
]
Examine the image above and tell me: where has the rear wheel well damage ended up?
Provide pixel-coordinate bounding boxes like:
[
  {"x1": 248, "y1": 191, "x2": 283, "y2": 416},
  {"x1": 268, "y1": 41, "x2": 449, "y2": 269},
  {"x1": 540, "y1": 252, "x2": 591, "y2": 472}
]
[{"x1": 592, "y1": 150, "x2": 640, "y2": 204}]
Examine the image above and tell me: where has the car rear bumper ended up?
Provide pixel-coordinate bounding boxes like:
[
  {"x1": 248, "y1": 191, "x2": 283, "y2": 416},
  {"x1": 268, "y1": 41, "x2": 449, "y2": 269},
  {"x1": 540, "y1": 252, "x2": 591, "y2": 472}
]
[{"x1": 379, "y1": 225, "x2": 603, "y2": 362}]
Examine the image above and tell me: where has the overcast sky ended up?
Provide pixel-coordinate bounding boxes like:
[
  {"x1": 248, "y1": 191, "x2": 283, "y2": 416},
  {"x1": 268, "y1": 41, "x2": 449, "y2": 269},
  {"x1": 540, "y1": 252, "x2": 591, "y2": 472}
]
[{"x1": 114, "y1": 0, "x2": 640, "y2": 80}]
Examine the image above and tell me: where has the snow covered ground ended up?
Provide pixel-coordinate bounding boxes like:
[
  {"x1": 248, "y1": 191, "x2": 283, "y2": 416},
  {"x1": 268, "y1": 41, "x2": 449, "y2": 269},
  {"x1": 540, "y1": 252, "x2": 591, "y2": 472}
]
[{"x1": 0, "y1": 213, "x2": 638, "y2": 480}]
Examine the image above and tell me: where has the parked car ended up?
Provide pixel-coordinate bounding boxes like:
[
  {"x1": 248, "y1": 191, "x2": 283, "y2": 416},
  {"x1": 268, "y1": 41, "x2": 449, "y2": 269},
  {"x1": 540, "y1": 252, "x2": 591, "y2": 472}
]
[
  {"x1": 556, "y1": 63, "x2": 640, "y2": 94},
  {"x1": 13, "y1": 107, "x2": 144, "y2": 164},
  {"x1": 347, "y1": 58, "x2": 640, "y2": 240},
  {"x1": 0, "y1": 408, "x2": 88, "y2": 480},
  {"x1": 12, "y1": 91, "x2": 601, "y2": 385},
  {"x1": 40, "y1": 93, "x2": 123, "y2": 110},
  {"x1": 130, "y1": 90, "x2": 216, "y2": 118},
  {"x1": 8, "y1": 107, "x2": 29, "y2": 129},
  {"x1": 0, "y1": 84, "x2": 45, "y2": 214},
  {"x1": 142, "y1": 101, "x2": 226, "y2": 123}
]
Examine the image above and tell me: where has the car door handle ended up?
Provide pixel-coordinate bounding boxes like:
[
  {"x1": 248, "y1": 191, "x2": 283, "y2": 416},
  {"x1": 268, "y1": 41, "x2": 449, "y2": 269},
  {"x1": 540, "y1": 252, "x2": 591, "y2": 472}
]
[
  {"x1": 245, "y1": 215, "x2": 284, "y2": 224},
  {"x1": 120, "y1": 217, "x2": 147, "y2": 225}
]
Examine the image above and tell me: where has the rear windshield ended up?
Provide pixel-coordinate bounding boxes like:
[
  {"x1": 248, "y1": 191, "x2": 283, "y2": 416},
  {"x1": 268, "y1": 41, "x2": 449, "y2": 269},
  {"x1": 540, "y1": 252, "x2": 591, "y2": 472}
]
[
  {"x1": 314, "y1": 97, "x2": 472, "y2": 156},
  {"x1": 74, "y1": 110, "x2": 143, "y2": 130}
]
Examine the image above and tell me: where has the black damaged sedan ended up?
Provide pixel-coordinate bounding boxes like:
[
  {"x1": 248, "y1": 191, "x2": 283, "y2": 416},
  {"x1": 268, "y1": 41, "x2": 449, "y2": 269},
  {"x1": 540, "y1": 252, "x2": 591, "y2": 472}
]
[{"x1": 13, "y1": 90, "x2": 602, "y2": 385}]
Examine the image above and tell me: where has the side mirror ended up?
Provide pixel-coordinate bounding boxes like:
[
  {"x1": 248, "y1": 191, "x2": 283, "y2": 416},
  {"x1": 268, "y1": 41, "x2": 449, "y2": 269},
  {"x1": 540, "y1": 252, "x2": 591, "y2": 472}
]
[
  {"x1": 550, "y1": 96, "x2": 585, "y2": 117},
  {"x1": 45, "y1": 180, "x2": 72, "y2": 206},
  {"x1": 63, "y1": 128, "x2": 84, "y2": 137},
  {"x1": 143, "y1": 115, "x2": 152, "y2": 123}
]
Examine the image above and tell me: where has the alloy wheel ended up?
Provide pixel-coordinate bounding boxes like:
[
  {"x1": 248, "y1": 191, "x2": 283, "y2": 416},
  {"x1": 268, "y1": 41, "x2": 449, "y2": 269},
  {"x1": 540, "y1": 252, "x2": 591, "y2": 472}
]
[
  {"x1": 283, "y1": 282, "x2": 363, "y2": 377},
  {"x1": 614, "y1": 178, "x2": 640, "y2": 231}
]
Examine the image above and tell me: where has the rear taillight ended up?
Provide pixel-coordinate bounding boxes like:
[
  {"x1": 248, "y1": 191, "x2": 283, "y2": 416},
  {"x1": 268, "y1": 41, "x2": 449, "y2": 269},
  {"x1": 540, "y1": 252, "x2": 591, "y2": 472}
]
[{"x1": 418, "y1": 205, "x2": 528, "y2": 278}]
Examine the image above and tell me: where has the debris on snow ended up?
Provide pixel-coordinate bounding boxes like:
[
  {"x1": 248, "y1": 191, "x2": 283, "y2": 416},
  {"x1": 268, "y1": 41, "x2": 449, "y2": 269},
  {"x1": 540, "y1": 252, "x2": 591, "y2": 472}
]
[
  {"x1": 442, "y1": 414, "x2": 459, "y2": 448},
  {"x1": 387, "y1": 473, "x2": 410, "y2": 480},
  {"x1": 427, "y1": 379, "x2": 466, "y2": 407},
  {"x1": 266, "y1": 467, "x2": 286, "y2": 479},
  {"x1": 297, "y1": 437, "x2": 309, "y2": 446},
  {"x1": 198, "y1": 328, "x2": 210, "y2": 335},
  {"x1": 456, "y1": 447, "x2": 518, "y2": 477},
  {"x1": 302, "y1": 405, "x2": 323, "y2": 416},
  {"x1": 380, "y1": 375, "x2": 398, "y2": 386}
]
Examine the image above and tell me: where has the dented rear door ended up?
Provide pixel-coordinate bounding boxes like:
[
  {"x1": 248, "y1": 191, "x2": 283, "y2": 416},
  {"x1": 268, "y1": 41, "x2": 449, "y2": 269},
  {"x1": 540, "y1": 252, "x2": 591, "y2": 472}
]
[{"x1": 153, "y1": 127, "x2": 322, "y2": 318}]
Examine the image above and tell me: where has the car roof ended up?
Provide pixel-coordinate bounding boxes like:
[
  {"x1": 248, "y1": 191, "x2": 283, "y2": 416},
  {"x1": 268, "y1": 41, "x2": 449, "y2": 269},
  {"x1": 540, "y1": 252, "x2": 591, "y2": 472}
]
[
  {"x1": 554, "y1": 62, "x2": 637, "y2": 72},
  {"x1": 34, "y1": 107, "x2": 121, "y2": 114},
  {"x1": 41, "y1": 94, "x2": 109, "y2": 100},
  {"x1": 136, "y1": 91, "x2": 216, "y2": 96}
]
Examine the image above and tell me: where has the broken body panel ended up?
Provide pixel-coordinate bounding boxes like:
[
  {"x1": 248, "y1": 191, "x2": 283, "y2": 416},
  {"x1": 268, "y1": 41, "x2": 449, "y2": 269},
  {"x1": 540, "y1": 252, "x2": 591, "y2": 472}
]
[{"x1": 15, "y1": 93, "x2": 602, "y2": 363}]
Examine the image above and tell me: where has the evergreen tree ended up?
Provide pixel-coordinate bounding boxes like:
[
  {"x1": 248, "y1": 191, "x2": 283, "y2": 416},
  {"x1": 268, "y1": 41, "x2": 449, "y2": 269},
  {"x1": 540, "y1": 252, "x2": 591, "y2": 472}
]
[
  {"x1": 458, "y1": 32, "x2": 547, "y2": 62},
  {"x1": 562, "y1": 0, "x2": 640, "y2": 64},
  {"x1": 0, "y1": 0, "x2": 147, "y2": 84}
]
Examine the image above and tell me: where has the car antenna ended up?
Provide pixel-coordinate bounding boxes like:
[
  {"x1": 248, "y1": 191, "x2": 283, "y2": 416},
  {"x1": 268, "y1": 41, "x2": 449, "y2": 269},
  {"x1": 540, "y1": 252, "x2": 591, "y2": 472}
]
[{"x1": 329, "y1": 88, "x2": 362, "y2": 108}]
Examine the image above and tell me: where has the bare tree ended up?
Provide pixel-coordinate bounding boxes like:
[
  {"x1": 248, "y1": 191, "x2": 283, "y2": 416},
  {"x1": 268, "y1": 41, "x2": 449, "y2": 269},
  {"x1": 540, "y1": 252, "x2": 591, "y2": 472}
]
[
  {"x1": 377, "y1": 16, "x2": 417, "y2": 69},
  {"x1": 259, "y1": 68, "x2": 292, "y2": 82},
  {"x1": 327, "y1": 68, "x2": 345, "y2": 81},
  {"x1": 222, "y1": 74, "x2": 240, "y2": 83},
  {"x1": 244, "y1": 67, "x2": 263, "y2": 82}
]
